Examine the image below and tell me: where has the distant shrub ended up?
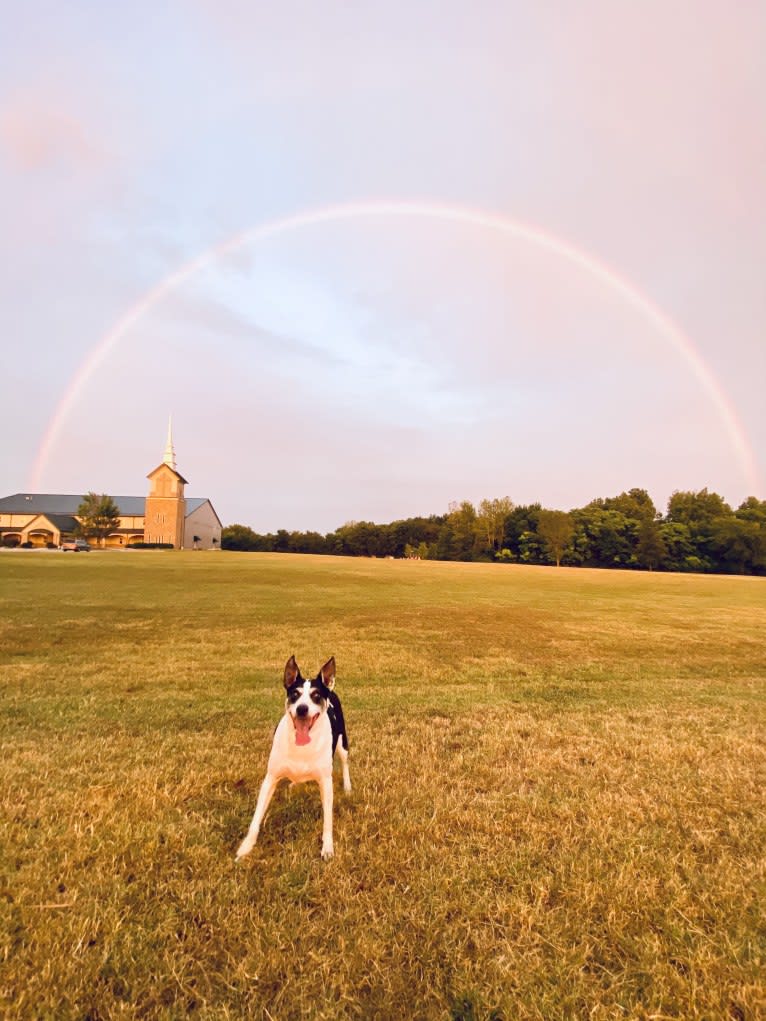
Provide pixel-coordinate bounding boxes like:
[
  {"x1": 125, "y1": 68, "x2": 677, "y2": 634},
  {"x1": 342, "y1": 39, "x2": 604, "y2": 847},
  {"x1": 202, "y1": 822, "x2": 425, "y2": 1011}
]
[
  {"x1": 46, "y1": 542, "x2": 56, "y2": 549},
  {"x1": 126, "y1": 542, "x2": 174, "y2": 550},
  {"x1": 21, "y1": 541, "x2": 33, "y2": 548},
  {"x1": 683, "y1": 555, "x2": 708, "y2": 573}
]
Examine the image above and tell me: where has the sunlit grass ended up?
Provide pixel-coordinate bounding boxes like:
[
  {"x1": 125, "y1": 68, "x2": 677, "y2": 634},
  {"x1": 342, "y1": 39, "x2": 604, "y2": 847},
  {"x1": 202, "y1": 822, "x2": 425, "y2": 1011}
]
[{"x1": 1, "y1": 552, "x2": 764, "y2": 1019}]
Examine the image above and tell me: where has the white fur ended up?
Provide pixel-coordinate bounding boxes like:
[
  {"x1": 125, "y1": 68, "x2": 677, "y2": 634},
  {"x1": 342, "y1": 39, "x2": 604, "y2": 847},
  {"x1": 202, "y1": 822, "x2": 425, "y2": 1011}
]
[{"x1": 236, "y1": 689, "x2": 347, "y2": 862}]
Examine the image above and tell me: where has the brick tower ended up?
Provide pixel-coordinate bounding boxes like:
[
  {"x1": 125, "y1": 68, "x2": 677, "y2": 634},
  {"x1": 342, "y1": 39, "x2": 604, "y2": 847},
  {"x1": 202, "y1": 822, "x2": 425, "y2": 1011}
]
[{"x1": 144, "y1": 418, "x2": 188, "y2": 547}]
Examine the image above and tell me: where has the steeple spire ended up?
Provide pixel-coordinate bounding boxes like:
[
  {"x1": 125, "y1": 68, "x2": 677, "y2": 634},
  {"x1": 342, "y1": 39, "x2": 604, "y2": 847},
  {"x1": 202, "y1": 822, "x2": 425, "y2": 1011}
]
[{"x1": 163, "y1": 415, "x2": 177, "y2": 470}]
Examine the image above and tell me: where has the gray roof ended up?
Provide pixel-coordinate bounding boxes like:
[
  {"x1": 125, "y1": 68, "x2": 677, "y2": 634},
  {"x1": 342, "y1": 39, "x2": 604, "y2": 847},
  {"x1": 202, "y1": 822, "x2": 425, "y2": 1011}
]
[
  {"x1": 0, "y1": 493, "x2": 212, "y2": 518},
  {"x1": 37, "y1": 514, "x2": 80, "y2": 531}
]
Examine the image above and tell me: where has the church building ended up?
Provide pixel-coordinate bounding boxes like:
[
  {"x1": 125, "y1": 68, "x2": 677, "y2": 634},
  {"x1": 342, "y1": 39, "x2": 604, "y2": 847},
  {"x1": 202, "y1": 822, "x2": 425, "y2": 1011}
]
[{"x1": 0, "y1": 425, "x2": 222, "y2": 550}]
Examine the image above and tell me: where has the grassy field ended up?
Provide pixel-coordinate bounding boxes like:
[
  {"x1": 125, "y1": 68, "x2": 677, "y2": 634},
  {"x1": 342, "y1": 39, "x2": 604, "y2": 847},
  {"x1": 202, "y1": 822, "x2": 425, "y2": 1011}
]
[{"x1": 1, "y1": 551, "x2": 764, "y2": 1020}]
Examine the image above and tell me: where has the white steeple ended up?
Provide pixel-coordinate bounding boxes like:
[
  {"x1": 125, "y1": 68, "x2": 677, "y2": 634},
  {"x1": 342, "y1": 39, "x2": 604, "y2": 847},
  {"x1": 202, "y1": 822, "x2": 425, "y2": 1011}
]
[{"x1": 163, "y1": 415, "x2": 177, "y2": 470}]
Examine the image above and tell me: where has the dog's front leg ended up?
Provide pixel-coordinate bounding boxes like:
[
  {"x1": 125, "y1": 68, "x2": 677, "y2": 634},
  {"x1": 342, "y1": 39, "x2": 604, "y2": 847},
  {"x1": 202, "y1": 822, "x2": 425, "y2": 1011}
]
[
  {"x1": 236, "y1": 773, "x2": 278, "y2": 860},
  {"x1": 319, "y1": 774, "x2": 334, "y2": 861}
]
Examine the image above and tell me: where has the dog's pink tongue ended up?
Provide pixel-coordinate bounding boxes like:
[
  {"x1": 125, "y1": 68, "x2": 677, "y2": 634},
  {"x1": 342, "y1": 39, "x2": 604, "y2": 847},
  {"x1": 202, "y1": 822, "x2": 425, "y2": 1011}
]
[{"x1": 295, "y1": 719, "x2": 312, "y2": 745}]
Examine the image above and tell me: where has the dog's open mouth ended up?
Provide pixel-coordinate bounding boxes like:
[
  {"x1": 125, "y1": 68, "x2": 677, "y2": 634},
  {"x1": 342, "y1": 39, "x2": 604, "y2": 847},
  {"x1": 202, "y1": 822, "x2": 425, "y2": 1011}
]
[{"x1": 292, "y1": 713, "x2": 318, "y2": 746}]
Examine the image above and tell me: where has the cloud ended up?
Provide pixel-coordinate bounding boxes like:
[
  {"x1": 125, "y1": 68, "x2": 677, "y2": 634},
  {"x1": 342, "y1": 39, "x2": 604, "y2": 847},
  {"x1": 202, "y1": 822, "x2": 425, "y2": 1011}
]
[
  {"x1": 154, "y1": 287, "x2": 353, "y2": 369},
  {"x1": 0, "y1": 92, "x2": 106, "y2": 173}
]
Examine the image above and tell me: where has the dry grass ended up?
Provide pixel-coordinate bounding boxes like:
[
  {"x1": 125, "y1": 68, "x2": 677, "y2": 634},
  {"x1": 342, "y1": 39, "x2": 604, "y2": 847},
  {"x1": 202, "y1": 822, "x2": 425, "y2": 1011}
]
[{"x1": 1, "y1": 552, "x2": 764, "y2": 1019}]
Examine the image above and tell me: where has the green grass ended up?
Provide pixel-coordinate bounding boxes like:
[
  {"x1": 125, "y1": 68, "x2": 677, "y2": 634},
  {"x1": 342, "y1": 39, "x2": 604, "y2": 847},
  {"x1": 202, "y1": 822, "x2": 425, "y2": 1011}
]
[{"x1": 1, "y1": 551, "x2": 764, "y2": 1020}]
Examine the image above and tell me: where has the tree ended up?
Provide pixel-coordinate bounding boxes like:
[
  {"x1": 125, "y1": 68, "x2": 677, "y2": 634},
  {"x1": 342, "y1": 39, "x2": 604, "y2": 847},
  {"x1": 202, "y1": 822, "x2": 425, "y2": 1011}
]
[
  {"x1": 659, "y1": 521, "x2": 695, "y2": 572},
  {"x1": 502, "y1": 504, "x2": 542, "y2": 559},
  {"x1": 573, "y1": 505, "x2": 633, "y2": 567},
  {"x1": 416, "y1": 540, "x2": 431, "y2": 560},
  {"x1": 667, "y1": 489, "x2": 732, "y2": 526},
  {"x1": 666, "y1": 489, "x2": 733, "y2": 569},
  {"x1": 288, "y1": 530, "x2": 326, "y2": 554},
  {"x1": 216, "y1": 485, "x2": 760, "y2": 575},
  {"x1": 636, "y1": 519, "x2": 666, "y2": 571},
  {"x1": 517, "y1": 528, "x2": 547, "y2": 564},
  {"x1": 537, "y1": 509, "x2": 574, "y2": 567},
  {"x1": 708, "y1": 517, "x2": 766, "y2": 575},
  {"x1": 221, "y1": 524, "x2": 262, "y2": 550},
  {"x1": 476, "y1": 497, "x2": 514, "y2": 555},
  {"x1": 736, "y1": 497, "x2": 766, "y2": 525},
  {"x1": 334, "y1": 521, "x2": 382, "y2": 557},
  {"x1": 603, "y1": 488, "x2": 658, "y2": 521},
  {"x1": 437, "y1": 501, "x2": 479, "y2": 561},
  {"x1": 76, "y1": 492, "x2": 121, "y2": 546}
]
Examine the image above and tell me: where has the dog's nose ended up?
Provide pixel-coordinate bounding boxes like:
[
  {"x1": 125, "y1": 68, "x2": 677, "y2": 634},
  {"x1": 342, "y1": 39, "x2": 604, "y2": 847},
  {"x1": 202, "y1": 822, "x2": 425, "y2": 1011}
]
[{"x1": 296, "y1": 703, "x2": 309, "y2": 717}]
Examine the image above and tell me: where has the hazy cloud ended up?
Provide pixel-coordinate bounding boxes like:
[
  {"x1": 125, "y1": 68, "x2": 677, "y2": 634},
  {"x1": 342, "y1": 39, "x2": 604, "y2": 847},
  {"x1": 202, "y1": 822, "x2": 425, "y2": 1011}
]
[{"x1": 1, "y1": 1, "x2": 763, "y2": 527}]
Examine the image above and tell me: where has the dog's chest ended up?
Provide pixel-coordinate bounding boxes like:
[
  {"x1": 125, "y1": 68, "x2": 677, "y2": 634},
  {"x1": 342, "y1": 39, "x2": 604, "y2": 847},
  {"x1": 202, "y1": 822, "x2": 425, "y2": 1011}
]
[{"x1": 268, "y1": 713, "x2": 333, "y2": 782}]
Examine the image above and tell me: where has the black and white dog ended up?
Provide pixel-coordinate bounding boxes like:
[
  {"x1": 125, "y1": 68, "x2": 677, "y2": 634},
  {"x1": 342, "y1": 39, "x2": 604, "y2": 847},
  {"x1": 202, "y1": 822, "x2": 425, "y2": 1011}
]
[{"x1": 236, "y1": 656, "x2": 350, "y2": 862}]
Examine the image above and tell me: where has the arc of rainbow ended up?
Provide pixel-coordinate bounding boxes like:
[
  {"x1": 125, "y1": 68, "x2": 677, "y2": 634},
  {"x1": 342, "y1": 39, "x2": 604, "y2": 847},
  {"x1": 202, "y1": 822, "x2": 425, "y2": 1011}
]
[{"x1": 29, "y1": 199, "x2": 762, "y2": 495}]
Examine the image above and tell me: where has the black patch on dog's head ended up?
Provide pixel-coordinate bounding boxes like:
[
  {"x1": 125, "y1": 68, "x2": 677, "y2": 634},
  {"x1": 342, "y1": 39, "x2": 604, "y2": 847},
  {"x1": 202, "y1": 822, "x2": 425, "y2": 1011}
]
[
  {"x1": 282, "y1": 656, "x2": 336, "y2": 707},
  {"x1": 310, "y1": 676, "x2": 332, "y2": 702},
  {"x1": 285, "y1": 680, "x2": 307, "y2": 705}
]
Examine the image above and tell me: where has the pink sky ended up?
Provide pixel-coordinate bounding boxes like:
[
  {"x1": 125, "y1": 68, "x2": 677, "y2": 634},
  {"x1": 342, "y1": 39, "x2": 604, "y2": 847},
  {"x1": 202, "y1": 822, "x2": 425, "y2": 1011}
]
[{"x1": 1, "y1": 2, "x2": 763, "y2": 530}]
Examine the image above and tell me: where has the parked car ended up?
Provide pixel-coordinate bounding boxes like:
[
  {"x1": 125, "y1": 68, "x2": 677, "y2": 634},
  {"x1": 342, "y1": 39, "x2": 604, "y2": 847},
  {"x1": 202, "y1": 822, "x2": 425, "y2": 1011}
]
[{"x1": 61, "y1": 538, "x2": 91, "y2": 552}]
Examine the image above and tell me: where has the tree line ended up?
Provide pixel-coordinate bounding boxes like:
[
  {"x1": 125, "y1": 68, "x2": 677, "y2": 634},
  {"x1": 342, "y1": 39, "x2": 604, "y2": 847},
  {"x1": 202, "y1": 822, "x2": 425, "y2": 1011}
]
[{"x1": 222, "y1": 488, "x2": 766, "y2": 576}]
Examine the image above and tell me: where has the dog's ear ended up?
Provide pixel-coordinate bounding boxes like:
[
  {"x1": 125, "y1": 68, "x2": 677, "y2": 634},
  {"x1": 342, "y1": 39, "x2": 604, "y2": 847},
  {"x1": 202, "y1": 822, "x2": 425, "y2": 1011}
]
[
  {"x1": 319, "y1": 657, "x2": 336, "y2": 691},
  {"x1": 284, "y1": 655, "x2": 300, "y2": 689}
]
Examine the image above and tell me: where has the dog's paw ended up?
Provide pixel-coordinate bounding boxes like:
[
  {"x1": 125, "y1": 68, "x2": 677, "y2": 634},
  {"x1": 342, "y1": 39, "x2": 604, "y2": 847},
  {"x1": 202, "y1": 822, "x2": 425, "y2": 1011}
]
[
  {"x1": 321, "y1": 845, "x2": 334, "y2": 862},
  {"x1": 343, "y1": 780, "x2": 352, "y2": 793},
  {"x1": 235, "y1": 839, "x2": 254, "y2": 861}
]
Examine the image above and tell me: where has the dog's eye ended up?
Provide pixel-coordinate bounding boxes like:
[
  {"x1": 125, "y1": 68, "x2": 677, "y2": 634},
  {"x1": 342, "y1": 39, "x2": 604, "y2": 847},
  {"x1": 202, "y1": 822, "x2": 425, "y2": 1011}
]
[
  {"x1": 310, "y1": 690, "x2": 323, "y2": 704},
  {"x1": 288, "y1": 689, "x2": 301, "y2": 702}
]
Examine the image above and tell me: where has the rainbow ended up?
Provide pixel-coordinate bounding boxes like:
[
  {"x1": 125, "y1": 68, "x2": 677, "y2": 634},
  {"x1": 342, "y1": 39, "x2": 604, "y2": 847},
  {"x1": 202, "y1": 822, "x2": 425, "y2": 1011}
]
[{"x1": 29, "y1": 199, "x2": 762, "y2": 494}]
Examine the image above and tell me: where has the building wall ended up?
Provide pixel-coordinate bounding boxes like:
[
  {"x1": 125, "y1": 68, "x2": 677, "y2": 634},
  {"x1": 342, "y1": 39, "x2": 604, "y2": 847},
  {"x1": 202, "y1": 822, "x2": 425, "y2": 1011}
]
[
  {"x1": 3, "y1": 512, "x2": 145, "y2": 535},
  {"x1": 145, "y1": 466, "x2": 186, "y2": 547},
  {"x1": 24, "y1": 517, "x2": 58, "y2": 546},
  {"x1": 183, "y1": 502, "x2": 222, "y2": 549},
  {"x1": 104, "y1": 515, "x2": 146, "y2": 547},
  {"x1": 119, "y1": 515, "x2": 144, "y2": 531},
  {"x1": 144, "y1": 499, "x2": 186, "y2": 545},
  {"x1": 0, "y1": 514, "x2": 65, "y2": 545},
  {"x1": 0, "y1": 513, "x2": 36, "y2": 529}
]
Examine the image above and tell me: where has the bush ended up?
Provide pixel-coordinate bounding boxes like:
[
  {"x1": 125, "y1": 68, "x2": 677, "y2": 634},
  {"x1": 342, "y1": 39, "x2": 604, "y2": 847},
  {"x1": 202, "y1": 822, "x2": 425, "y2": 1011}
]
[
  {"x1": 46, "y1": 542, "x2": 56, "y2": 549},
  {"x1": 20, "y1": 541, "x2": 33, "y2": 548},
  {"x1": 683, "y1": 555, "x2": 709, "y2": 573},
  {"x1": 126, "y1": 542, "x2": 174, "y2": 550}
]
